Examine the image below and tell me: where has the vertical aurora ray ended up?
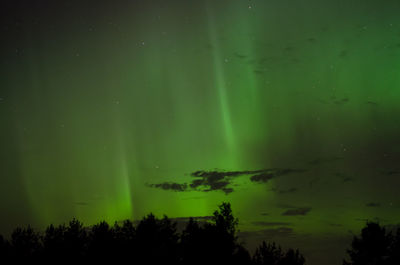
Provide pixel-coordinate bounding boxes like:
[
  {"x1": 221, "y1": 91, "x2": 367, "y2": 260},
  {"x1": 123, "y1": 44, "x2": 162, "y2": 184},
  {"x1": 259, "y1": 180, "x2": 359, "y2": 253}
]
[
  {"x1": 206, "y1": 11, "x2": 236, "y2": 156},
  {"x1": 204, "y1": 1, "x2": 270, "y2": 171},
  {"x1": 99, "y1": 142, "x2": 133, "y2": 223},
  {"x1": 84, "y1": 114, "x2": 134, "y2": 223}
]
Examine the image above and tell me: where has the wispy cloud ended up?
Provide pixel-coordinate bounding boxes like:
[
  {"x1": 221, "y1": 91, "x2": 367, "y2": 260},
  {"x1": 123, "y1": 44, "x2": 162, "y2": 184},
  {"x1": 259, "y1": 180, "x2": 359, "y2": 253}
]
[
  {"x1": 169, "y1": 216, "x2": 213, "y2": 222},
  {"x1": 252, "y1": 221, "x2": 292, "y2": 227},
  {"x1": 308, "y1": 156, "x2": 343, "y2": 166},
  {"x1": 381, "y1": 170, "x2": 400, "y2": 176},
  {"x1": 366, "y1": 202, "x2": 380, "y2": 207},
  {"x1": 335, "y1": 172, "x2": 355, "y2": 183},
  {"x1": 239, "y1": 227, "x2": 295, "y2": 238},
  {"x1": 250, "y1": 169, "x2": 306, "y2": 183},
  {"x1": 147, "y1": 182, "x2": 188, "y2": 192},
  {"x1": 272, "y1": 187, "x2": 298, "y2": 194},
  {"x1": 282, "y1": 207, "x2": 311, "y2": 216}
]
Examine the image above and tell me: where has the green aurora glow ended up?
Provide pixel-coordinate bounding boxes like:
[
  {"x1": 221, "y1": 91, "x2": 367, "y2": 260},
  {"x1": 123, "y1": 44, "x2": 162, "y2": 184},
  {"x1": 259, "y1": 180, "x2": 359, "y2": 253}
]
[{"x1": 1, "y1": 1, "x2": 400, "y2": 264}]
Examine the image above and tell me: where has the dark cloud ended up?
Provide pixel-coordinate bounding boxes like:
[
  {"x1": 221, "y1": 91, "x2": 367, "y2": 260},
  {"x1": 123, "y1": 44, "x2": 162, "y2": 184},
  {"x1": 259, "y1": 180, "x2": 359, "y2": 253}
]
[
  {"x1": 169, "y1": 216, "x2": 213, "y2": 222},
  {"x1": 381, "y1": 170, "x2": 400, "y2": 176},
  {"x1": 252, "y1": 221, "x2": 292, "y2": 227},
  {"x1": 356, "y1": 217, "x2": 388, "y2": 223},
  {"x1": 149, "y1": 169, "x2": 270, "y2": 194},
  {"x1": 366, "y1": 202, "x2": 381, "y2": 207},
  {"x1": 277, "y1": 203, "x2": 298, "y2": 209},
  {"x1": 149, "y1": 168, "x2": 305, "y2": 194},
  {"x1": 275, "y1": 188, "x2": 298, "y2": 194},
  {"x1": 207, "y1": 180, "x2": 230, "y2": 191},
  {"x1": 333, "y1": 98, "x2": 349, "y2": 105},
  {"x1": 148, "y1": 182, "x2": 188, "y2": 192},
  {"x1": 221, "y1": 187, "x2": 234, "y2": 194},
  {"x1": 342, "y1": 177, "x2": 354, "y2": 183},
  {"x1": 329, "y1": 223, "x2": 343, "y2": 227},
  {"x1": 335, "y1": 172, "x2": 355, "y2": 183},
  {"x1": 308, "y1": 156, "x2": 343, "y2": 166},
  {"x1": 355, "y1": 218, "x2": 369, "y2": 222},
  {"x1": 189, "y1": 179, "x2": 204, "y2": 189},
  {"x1": 250, "y1": 172, "x2": 275, "y2": 183},
  {"x1": 250, "y1": 169, "x2": 306, "y2": 183},
  {"x1": 189, "y1": 169, "x2": 267, "y2": 194},
  {"x1": 276, "y1": 169, "x2": 307, "y2": 175},
  {"x1": 282, "y1": 207, "x2": 312, "y2": 216},
  {"x1": 239, "y1": 227, "x2": 295, "y2": 238}
]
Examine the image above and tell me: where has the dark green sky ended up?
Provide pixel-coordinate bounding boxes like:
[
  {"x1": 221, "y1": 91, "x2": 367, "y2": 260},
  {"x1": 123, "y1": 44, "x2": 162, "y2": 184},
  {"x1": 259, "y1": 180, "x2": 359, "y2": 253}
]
[{"x1": 1, "y1": 0, "x2": 400, "y2": 264}]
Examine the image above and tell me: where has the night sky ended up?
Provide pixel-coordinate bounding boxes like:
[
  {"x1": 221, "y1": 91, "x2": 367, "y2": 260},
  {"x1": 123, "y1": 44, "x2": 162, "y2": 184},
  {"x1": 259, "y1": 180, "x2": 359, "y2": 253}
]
[{"x1": 1, "y1": 0, "x2": 400, "y2": 264}]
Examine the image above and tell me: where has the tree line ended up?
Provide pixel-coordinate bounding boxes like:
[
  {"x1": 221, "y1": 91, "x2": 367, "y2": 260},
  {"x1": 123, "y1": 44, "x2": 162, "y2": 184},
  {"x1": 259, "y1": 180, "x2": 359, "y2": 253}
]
[
  {"x1": 0, "y1": 202, "x2": 398, "y2": 264},
  {"x1": 0, "y1": 202, "x2": 304, "y2": 264}
]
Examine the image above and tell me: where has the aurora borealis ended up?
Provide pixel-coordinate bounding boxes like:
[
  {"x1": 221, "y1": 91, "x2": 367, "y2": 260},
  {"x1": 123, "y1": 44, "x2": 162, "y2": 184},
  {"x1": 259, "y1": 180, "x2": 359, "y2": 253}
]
[{"x1": 1, "y1": 0, "x2": 400, "y2": 264}]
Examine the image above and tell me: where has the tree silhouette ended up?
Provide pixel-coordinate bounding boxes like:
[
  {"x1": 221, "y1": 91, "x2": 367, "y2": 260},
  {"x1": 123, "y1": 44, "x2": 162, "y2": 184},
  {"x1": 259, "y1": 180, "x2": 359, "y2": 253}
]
[
  {"x1": 0, "y1": 234, "x2": 10, "y2": 260},
  {"x1": 180, "y1": 202, "x2": 252, "y2": 265},
  {"x1": 135, "y1": 213, "x2": 179, "y2": 264},
  {"x1": 279, "y1": 248, "x2": 306, "y2": 265},
  {"x1": 42, "y1": 223, "x2": 67, "y2": 260},
  {"x1": 253, "y1": 241, "x2": 284, "y2": 265},
  {"x1": 88, "y1": 221, "x2": 114, "y2": 260},
  {"x1": 388, "y1": 228, "x2": 400, "y2": 265},
  {"x1": 180, "y1": 217, "x2": 204, "y2": 264},
  {"x1": 10, "y1": 226, "x2": 41, "y2": 260},
  {"x1": 113, "y1": 219, "x2": 136, "y2": 259},
  {"x1": 63, "y1": 218, "x2": 88, "y2": 260},
  {"x1": 343, "y1": 222, "x2": 392, "y2": 265},
  {"x1": 0, "y1": 202, "x2": 308, "y2": 264},
  {"x1": 253, "y1": 241, "x2": 305, "y2": 265},
  {"x1": 232, "y1": 244, "x2": 252, "y2": 265},
  {"x1": 212, "y1": 202, "x2": 239, "y2": 238},
  {"x1": 207, "y1": 202, "x2": 241, "y2": 263}
]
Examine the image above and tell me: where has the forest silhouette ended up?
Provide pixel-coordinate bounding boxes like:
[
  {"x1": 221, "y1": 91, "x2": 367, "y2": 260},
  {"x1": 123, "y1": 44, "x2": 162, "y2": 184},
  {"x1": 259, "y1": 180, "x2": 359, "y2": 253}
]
[{"x1": 0, "y1": 202, "x2": 398, "y2": 265}]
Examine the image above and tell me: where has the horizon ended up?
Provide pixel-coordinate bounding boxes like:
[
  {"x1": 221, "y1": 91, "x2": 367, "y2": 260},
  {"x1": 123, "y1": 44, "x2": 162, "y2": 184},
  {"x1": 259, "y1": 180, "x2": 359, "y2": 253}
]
[{"x1": 0, "y1": 202, "x2": 399, "y2": 264}]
